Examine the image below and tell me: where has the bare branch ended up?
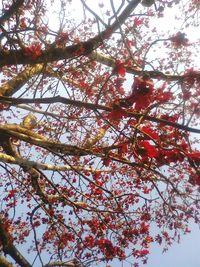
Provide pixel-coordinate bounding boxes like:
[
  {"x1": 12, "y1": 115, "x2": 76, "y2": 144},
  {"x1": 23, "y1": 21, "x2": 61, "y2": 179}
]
[{"x1": 0, "y1": 0, "x2": 25, "y2": 25}]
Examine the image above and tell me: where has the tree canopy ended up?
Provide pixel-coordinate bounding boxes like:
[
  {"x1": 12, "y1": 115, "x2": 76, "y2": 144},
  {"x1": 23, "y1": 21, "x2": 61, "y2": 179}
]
[{"x1": 0, "y1": 0, "x2": 200, "y2": 266}]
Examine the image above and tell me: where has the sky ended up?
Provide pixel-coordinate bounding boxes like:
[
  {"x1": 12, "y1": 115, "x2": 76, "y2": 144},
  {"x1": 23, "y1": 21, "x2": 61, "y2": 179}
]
[{"x1": 148, "y1": 223, "x2": 200, "y2": 267}]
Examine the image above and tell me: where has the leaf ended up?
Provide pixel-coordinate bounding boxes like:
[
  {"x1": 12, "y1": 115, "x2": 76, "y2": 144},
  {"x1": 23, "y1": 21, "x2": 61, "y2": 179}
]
[
  {"x1": 141, "y1": 126, "x2": 160, "y2": 141},
  {"x1": 170, "y1": 32, "x2": 189, "y2": 47},
  {"x1": 108, "y1": 106, "x2": 127, "y2": 122},
  {"x1": 116, "y1": 61, "x2": 126, "y2": 77},
  {"x1": 140, "y1": 141, "x2": 159, "y2": 158}
]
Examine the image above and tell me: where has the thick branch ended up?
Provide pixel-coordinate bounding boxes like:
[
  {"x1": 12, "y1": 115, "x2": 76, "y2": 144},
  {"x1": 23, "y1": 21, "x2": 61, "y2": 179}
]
[
  {"x1": 89, "y1": 52, "x2": 185, "y2": 81},
  {"x1": 0, "y1": 124, "x2": 90, "y2": 155},
  {"x1": 0, "y1": 255, "x2": 13, "y2": 267},
  {"x1": 0, "y1": 152, "x2": 110, "y2": 173},
  {"x1": 43, "y1": 260, "x2": 84, "y2": 267},
  {"x1": 1, "y1": 96, "x2": 200, "y2": 134},
  {"x1": 0, "y1": 42, "x2": 94, "y2": 67},
  {"x1": 0, "y1": 0, "x2": 140, "y2": 67},
  {"x1": 0, "y1": 124, "x2": 48, "y2": 140},
  {"x1": 0, "y1": 217, "x2": 31, "y2": 267},
  {"x1": 0, "y1": 64, "x2": 44, "y2": 96}
]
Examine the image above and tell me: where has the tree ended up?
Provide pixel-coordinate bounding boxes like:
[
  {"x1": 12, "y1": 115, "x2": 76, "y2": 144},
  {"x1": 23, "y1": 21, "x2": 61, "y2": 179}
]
[{"x1": 0, "y1": 0, "x2": 200, "y2": 266}]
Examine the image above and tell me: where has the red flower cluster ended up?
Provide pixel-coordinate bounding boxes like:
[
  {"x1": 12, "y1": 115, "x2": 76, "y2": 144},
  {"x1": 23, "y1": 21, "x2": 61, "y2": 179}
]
[
  {"x1": 23, "y1": 42, "x2": 42, "y2": 60},
  {"x1": 118, "y1": 76, "x2": 154, "y2": 110},
  {"x1": 107, "y1": 105, "x2": 127, "y2": 122},
  {"x1": 55, "y1": 32, "x2": 69, "y2": 45},
  {"x1": 139, "y1": 140, "x2": 159, "y2": 158},
  {"x1": 133, "y1": 17, "x2": 143, "y2": 26},
  {"x1": 170, "y1": 32, "x2": 189, "y2": 48},
  {"x1": 115, "y1": 61, "x2": 126, "y2": 77},
  {"x1": 96, "y1": 238, "x2": 125, "y2": 259},
  {"x1": 84, "y1": 236, "x2": 125, "y2": 260},
  {"x1": 133, "y1": 249, "x2": 149, "y2": 258}
]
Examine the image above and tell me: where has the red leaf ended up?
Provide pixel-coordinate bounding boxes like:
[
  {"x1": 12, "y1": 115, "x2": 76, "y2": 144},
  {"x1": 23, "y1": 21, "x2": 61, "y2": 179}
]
[
  {"x1": 133, "y1": 249, "x2": 149, "y2": 258},
  {"x1": 23, "y1": 42, "x2": 42, "y2": 60},
  {"x1": 133, "y1": 17, "x2": 143, "y2": 26},
  {"x1": 140, "y1": 141, "x2": 159, "y2": 158},
  {"x1": 116, "y1": 61, "x2": 126, "y2": 77},
  {"x1": 141, "y1": 126, "x2": 160, "y2": 141},
  {"x1": 170, "y1": 32, "x2": 189, "y2": 47},
  {"x1": 108, "y1": 106, "x2": 127, "y2": 122}
]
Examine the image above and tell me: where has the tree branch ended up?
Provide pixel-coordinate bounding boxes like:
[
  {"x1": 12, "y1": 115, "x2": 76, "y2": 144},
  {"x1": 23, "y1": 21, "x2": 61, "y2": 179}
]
[
  {"x1": 0, "y1": 255, "x2": 13, "y2": 267},
  {"x1": 0, "y1": 152, "x2": 113, "y2": 173},
  {"x1": 1, "y1": 96, "x2": 200, "y2": 134},
  {"x1": 0, "y1": 0, "x2": 25, "y2": 25},
  {"x1": 0, "y1": 0, "x2": 140, "y2": 67},
  {"x1": 0, "y1": 64, "x2": 44, "y2": 96},
  {"x1": 43, "y1": 259, "x2": 84, "y2": 267},
  {"x1": 0, "y1": 124, "x2": 90, "y2": 155},
  {"x1": 0, "y1": 217, "x2": 31, "y2": 267},
  {"x1": 88, "y1": 51, "x2": 186, "y2": 81}
]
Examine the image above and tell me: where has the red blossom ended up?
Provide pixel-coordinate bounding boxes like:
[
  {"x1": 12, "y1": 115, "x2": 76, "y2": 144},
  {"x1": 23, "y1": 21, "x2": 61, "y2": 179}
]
[
  {"x1": 118, "y1": 143, "x2": 128, "y2": 157},
  {"x1": 95, "y1": 239, "x2": 125, "y2": 259},
  {"x1": 170, "y1": 32, "x2": 189, "y2": 47},
  {"x1": 143, "y1": 235, "x2": 153, "y2": 245},
  {"x1": 139, "y1": 140, "x2": 159, "y2": 158},
  {"x1": 115, "y1": 61, "x2": 126, "y2": 77},
  {"x1": 141, "y1": 126, "x2": 160, "y2": 141},
  {"x1": 189, "y1": 174, "x2": 200, "y2": 186},
  {"x1": 102, "y1": 157, "x2": 111, "y2": 166},
  {"x1": 187, "y1": 151, "x2": 200, "y2": 159},
  {"x1": 159, "y1": 149, "x2": 185, "y2": 165},
  {"x1": 55, "y1": 32, "x2": 69, "y2": 45},
  {"x1": 133, "y1": 17, "x2": 143, "y2": 26},
  {"x1": 139, "y1": 222, "x2": 150, "y2": 234},
  {"x1": 132, "y1": 76, "x2": 154, "y2": 94},
  {"x1": 108, "y1": 105, "x2": 127, "y2": 122},
  {"x1": 159, "y1": 114, "x2": 179, "y2": 124},
  {"x1": 132, "y1": 76, "x2": 154, "y2": 110},
  {"x1": 187, "y1": 151, "x2": 200, "y2": 164},
  {"x1": 117, "y1": 76, "x2": 154, "y2": 109},
  {"x1": 140, "y1": 213, "x2": 151, "y2": 221},
  {"x1": 155, "y1": 85, "x2": 173, "y2": 102},
  {"x1": 183, "y1": 68, "x2": 200, "y2": 87},
  {"x1": 84, "y1": 235, "x2": 95, "y2": 248},
  {"x1": 23, "y1": 42, "x2": 42, "y2": 60},
  {"x1": 133, "y1": 249, "x2": 149, "y2": 258},
  {"x1": 127, "y1": 39, "x2": 135, "y2": 47}
]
